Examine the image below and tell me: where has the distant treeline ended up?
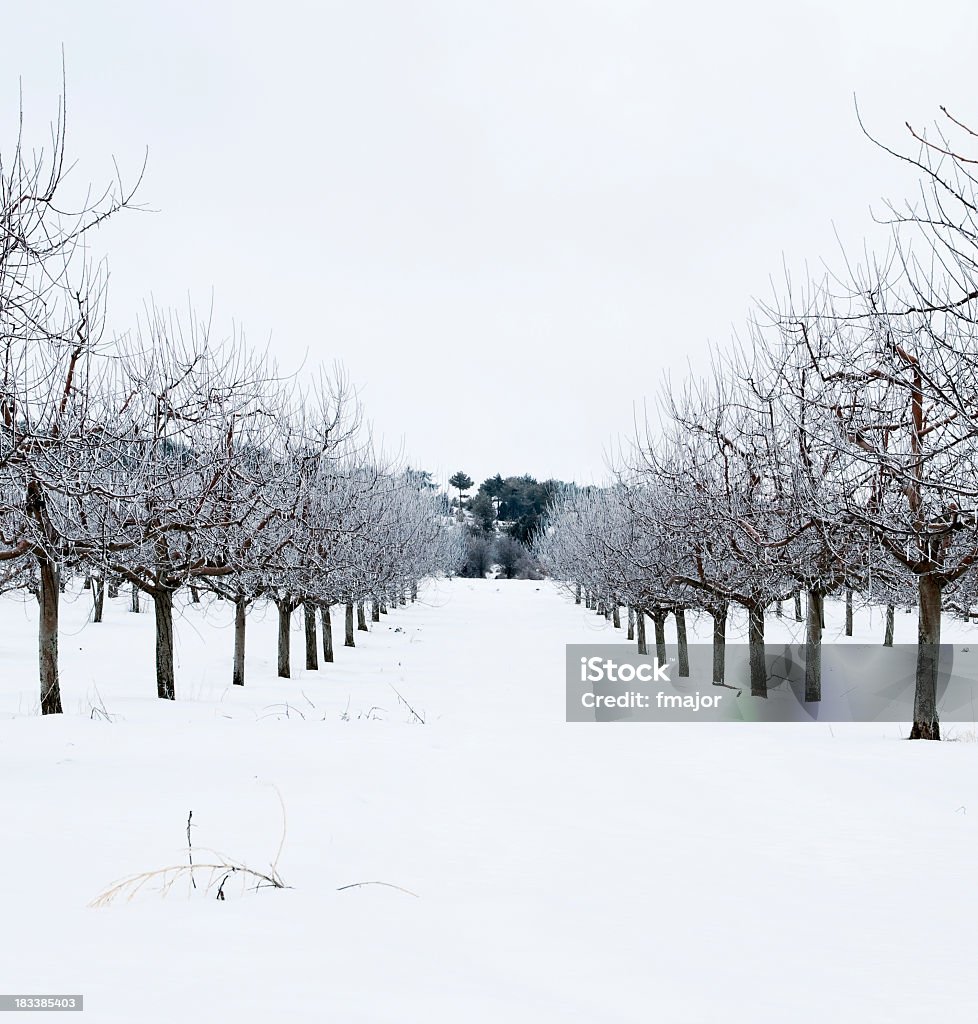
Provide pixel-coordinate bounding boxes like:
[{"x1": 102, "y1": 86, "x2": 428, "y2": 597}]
[{"x1": 447, "y1": 472, "x2": 577, "y2": 579}]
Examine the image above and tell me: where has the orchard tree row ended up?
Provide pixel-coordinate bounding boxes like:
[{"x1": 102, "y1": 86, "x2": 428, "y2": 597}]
[
  {"x1": 537, "y1": 105, "x2": 978, "y2": 740},
  {"x1": 0, "y1": 89, "x2": 461, "y2": 714}
]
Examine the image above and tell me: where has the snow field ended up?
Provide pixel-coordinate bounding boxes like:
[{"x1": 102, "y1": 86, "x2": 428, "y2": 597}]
[{"x1": 1, "y1": 581, "x2": 976, "y2": 1022}]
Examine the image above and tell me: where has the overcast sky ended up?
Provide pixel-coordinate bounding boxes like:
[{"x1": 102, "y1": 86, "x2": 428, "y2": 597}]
[{"x1": 7, "y1": 1, "x2": 978, "y2": 488}]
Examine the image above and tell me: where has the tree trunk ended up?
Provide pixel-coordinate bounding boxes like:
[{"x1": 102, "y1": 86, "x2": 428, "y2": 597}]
[
  {"x1": 190, "y1": 585, "x2": 201, "y2": 604},
  {"x1": 884, "y1": 603, "x2": 895, "y2": 648},
  {"x1": 107, "y1": 578, "x2": 119, "y2": 599},
  {"x1": 675, "y1": 607, "x2": 689, "y2": 677},
  {"x1": 277, "y1": 599, "x2": 292, "y2": 679},
  {"x1": 910, "y1": 575, "x2": 942, "y2": 740},
  {"x1": 357, "y1": 600, "x2": 368, "y2": 631},
  {"x1": 748, "y1": 602, "x2": 767, "y2": 698},
  {"x1": 805, "y1": 588, "x2": 822, "y2": 703},
  {"x1": 636, "y1": 608, "x2": 647, "y2": 656},
  {"x1": 92, "y1": 575, "x2": 105, "y2": 623},
  {"x1": 38, "y1": 556, "x2": 62, "y2": 715},
  {"x1": 612, "y1": 603, "x2": 621, "y2": 629},
  {"x1": 131, "y1": 582, "x2": 140, "y2": 613},
  {"x1": 775, "y1": 599, "x2": 783, "y2": 617},
  {"x1": 652, "y1": 610, "x2": 667, "y2": 667},
  {"x1": 574, "y1": 582, "x2": 581, "y2": 605},
  {"x1": 233, "y1": 596, "x2": 247, "y2": 687},
  {"x1": 345, "y1": 601, "x2": 355, "y2": 647},
  {"x1": 794, "y1": 591, "x2": 802, "y2": 622},
  {"x1": 304, "y1": 601, "x2": 318, "y2": 671},
  {"x1": 154, "y1": 588, "x2": 176, "y2": 700},
  {"x1": 410, "y1": 581, "x2": 418, "y2": 602},
  {"x1": 845, "y1": 587, "x2": 854, "y2": 637},
  {"x1": 627, "y1": 605, "x2": 635, "y2": 641},
  {"x1": 711, "y1": 603, "x2": 727, "y2": 686},
  {"x1": 320, "y1": 604, "x2": 334, "y2": 663},
  {"x1": 371, "y1": 599, "x2": 380, "y2": 622},
  {"x1": 380, "y1": 600, "x2": 388, "y2": 615}
]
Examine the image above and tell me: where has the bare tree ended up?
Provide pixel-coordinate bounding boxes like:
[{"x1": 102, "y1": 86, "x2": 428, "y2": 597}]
[
  {"x1": 103, "y1": 307, "x2": 284, "y2": 699},
  {"x1": 630, "y1": 362, "x2": 797, "y2": 696},
  {"x1": 787, "y1": 268, "x2": 978, "y2": 739},
  {"x1": 0, "y1": 81, "x2": 141, "y2": 712}
]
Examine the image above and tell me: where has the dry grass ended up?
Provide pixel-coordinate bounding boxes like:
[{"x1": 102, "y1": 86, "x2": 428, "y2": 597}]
[{"x1": 90, "y1": 787, "x2": 290, "y2": 906}]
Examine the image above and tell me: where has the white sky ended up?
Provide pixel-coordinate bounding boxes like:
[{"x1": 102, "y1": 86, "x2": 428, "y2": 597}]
[{"x1": 7, "y1": 1, "x2": 978, "y2": 489}]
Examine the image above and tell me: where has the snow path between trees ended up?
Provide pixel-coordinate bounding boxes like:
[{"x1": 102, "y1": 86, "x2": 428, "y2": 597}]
[{"x1": 1, "y1": 580, "x2": 977, "y2": 1022}]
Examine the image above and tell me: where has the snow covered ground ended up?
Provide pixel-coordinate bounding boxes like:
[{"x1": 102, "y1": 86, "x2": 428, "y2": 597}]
[{"x1": 2, "y1": 581, "x2": 978, "y2": 1022}]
